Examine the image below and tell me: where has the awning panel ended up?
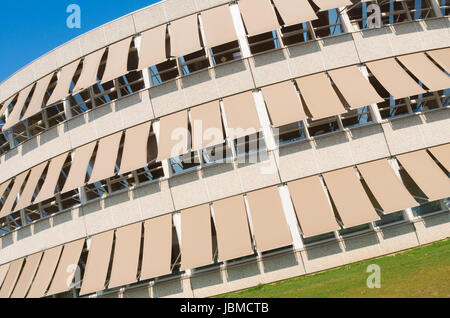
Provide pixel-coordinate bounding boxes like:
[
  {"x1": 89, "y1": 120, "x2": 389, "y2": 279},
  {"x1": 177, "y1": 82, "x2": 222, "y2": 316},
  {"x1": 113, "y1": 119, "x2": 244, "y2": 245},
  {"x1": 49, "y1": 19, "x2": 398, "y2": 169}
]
[
  {"x1": 73, "y1": 48, "x2": 106, "y2": 93},
  {"x1": 0, "y1": 171, "x2": 29, "y2": 218},
  {"x1": 397, "y1": 52, "x2": 450, "y2": 92},
  {"x1": 323, "y1": 167, "x2": 380, "y2": 228},
  {"x1": 88, "y1": 132, "x2": 122, "y2": 184},
  {"x1": 10, "y1": 252, "x2": 43, "y2": 298},
  {"x1": 396, "y1": 150, "x2": 450, "y2": 201},
  {"x1": 14, "y1": 162, "x2": 47, "y2": 212},
  {"x1": 108, "y1": 222, "x2": 142, "y2": 289},
  {"x1": 34, "y1": 152, "x2": 69, "y2": 204},
  {"x1": 357, "y1": 159, "x2": 418, "y2": 214},
  {"x1": 47, "y1": 239, "x2": 85, "y2": 297},
  {"x1": 246, "y1": 186, "x2": 292, "y2": 252},
  {"x1": 170, "y1": 14, "x2": 202, "y2": 57},
  {"x1": 138, "y1": 24, "x2": 168, "y2": 70},
  {"x1": 212, "y1": 195, "x2": 254, "y2": 261},
  {"x1": 61, "y1": 141, "x2": 97, "y2": 193},
  {"x1": 180, "y1": 204, "x2": 213, "y2": 271},
  {"x1": 429, "y1": 144, "x2": 450, "y2": 172},
  {"x1": 239, "y1": 0, "x2": 280, "y2": 36},
  {"x1": 157, "y1": 110, "x2": 189, "y2": 161},
  {"x1": 46, "y1": 60, "x2": 81, "y2": 106},
  {"x1": 101, "y1": 37, "x2": 132, "y2": 84},
  {"x1": 141, "y1": 214, "x2": 173, "y2": 280},
  {"x1": 201, "y1": 5, "x2": 238, "y2": 48},
  {"x1": 79, "y1": 230, "x2": 114, "y2": 296},
  {"x1": 427, "y1": 48, "x2": 450, "y2": 73},
  {"x1": 296, "y1": 73, "x2": 347, "y2": 119},
  {"x1": 0, "y1": 179, "x2": 13, "y2": 203},
  {"x1": 313, "y1": 0, "x2": 352, "y2": 11},
  {"x1": 0, "y1": 258, "x2": 24, "y2": 298},
  {"x1": 2, "y1": 85, "x2": 34, "y2": 131},
  {"x1": 0, "y1": 263, "x2": 10, "y2": 288},
  {"x1": 22, "y1": 73, "x2": 55, "y2": 121},
  {"x1": 273, "y1": 0, "x2": 318, "y2": 26},
  {"x1": 190, "y1": 100, "x2": 224, "y2": 151},
  {"x1": 328, "y1": 65, "x2": 384, "y2": 108},
  {"x1": 26, "y1": 246, "x2": 63, "y2": 298},
  {"x1": 222, "y1": 91, "x2": 262, "y2": 139},
  {"x1": 366, "y1": 58, "x2": 426, "y2": 99},
  {"x1": 0, "y1": 95, "x2": 16, "y2": 118},
  {"x1": 261, "y1": 81, "x2": 307, "y2": 127},
  {"x1": 288, "y1": 176, "x2": 340, "y2": 238},
  {"x1": 118, "y1": 122, "x2": 151, "y2": 175}
]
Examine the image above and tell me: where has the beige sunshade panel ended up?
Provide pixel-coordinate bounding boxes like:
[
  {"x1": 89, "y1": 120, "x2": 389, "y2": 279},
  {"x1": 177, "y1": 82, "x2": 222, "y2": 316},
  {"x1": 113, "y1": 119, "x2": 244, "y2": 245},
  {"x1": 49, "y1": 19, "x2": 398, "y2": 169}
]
[
  {"x1": 34, "y1": 152, "x2": 69, "y2": 204},
  {"x1": 0, "y1": 258, "x2": 24, "y2": 298},
  {"x1": 296, "y1": 73, "x2": 347, "y2": 119},
  {"x1": 79, "y1": 230, "x2": 114, "y2": 296},
  {"x1": 61, "y1": 141, "x2": 97, "y2": 194},
  {"x1": 170, "y1": 14, "x2": 202, "y2": 57},
  {"x1": 397, "y1": 53, "x2": 450, "y2": 92},
  {"x1": 157, "y1": 110, "x2": 189, "y2": 161},
  {"x1": 2, "y1": 85, "x2": 34, "y2": 131},
  {"x1": 0, "y1": 170, "x2": 29, "y2": 218},
  {"x1": 261, "y1": 81, "x2": 307, "y2": 127},
  {"x1": 108, "y1": 223, "x2": 142, "y2": 289},
  {"x1": 180, "y1": 204, "x2": 213, "y2": 271},
  {"x1": 118, "y1": 122, "x2": 151, "y2": 175},
  {"x1": 10, "y1": 252, "x2": 43, "y2": 298},
  {"x1": 427, "y1": 47, "x2": 450, "y2": 73},
  {"x1": 13, "y1": 162, "x2": 48, "y2": 212},
  {"x1": 313, "y1": 0, "x2": 352, "y2": 11},
  {"x1": 396, "y1": 150, "x2": 450, "y2": 201},
  {"x1": 0, "y1": 94, "x2": 17, "y2": 119},
  {"x1": 72, "y1": 48, "x2": 106, "y2": 93},
  {"x1": 429, "y1": 144, "x2": 450, "y2": 172},
  {"x1": 0, "y1": 179, "x2": 13, "y2": 203},
  {"x1": 26, "y1": 245, "x2": 63, "y2": 298},
  {"x1": 46, "y1": 59, "x2": 80, "y2": 106},
  {"x1": 138, "y1": 24, "x2": 168, "y2": 70},
  {"x1": 323, "y1": 167, "x2": 380, "y2": 228},
  {"x1": 201, "y1": 5, "x2": 238, "y2": 48},
  {"x1": 47, "y1": 239, "x2": 85, "y2": 297},
  {"x1": 141, "y1": 214, "x2": 173, "y2": 280},
  {"x1": 190, "y1": 100, "x2": 225, "y2": 151},
  {"x1": 246, "y1": 186, "x2": 292, "y2": 252},
  {"x1": 357, "y1": 159, "x2": 418, "y2": 214},
  {"x1": 88, "y1": 132, "x2": 122, "y2": 184},
  {"x1": 366, "y1": 58, "x2": 426, "y2": 99},
  {"x1": 273, "y1": 0, "x2": 318, "y2": 26},
  {"x1": 101, "y1": 37, "x2": 132, "y2": 84},
  {"x1": 21, "y1": 73, "x2": 55, "y2": 121},
  {"x1": 288, "y1": 176, "x2": 340, "y2": 238},
  {"x1": 328, "y1": 65, "x2": 384, "y2": 109},
  {"x1": 0, "y1": 263, "x2": 10, "y2": 288},
  {"x1": 212, "y1": 195, "x2": 254, "y2": 262},
  {"x1": 222, "y1": 91, "x2": 262, "y2": 140},
  {"x1": 239, "y1": 0, "x2": 280, "y2": 36}
]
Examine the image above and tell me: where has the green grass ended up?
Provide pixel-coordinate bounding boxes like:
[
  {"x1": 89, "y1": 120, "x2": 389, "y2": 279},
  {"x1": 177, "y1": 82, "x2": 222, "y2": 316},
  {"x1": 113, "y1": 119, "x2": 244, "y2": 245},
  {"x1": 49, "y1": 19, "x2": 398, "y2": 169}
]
[{"x1": 215, "y1": 239, "x2": 450, "y2": 298}]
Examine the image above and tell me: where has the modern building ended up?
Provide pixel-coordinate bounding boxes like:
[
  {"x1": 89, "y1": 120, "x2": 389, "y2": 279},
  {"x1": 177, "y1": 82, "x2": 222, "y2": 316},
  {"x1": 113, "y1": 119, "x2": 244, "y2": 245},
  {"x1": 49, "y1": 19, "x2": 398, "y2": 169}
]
[{"x1": 0, "y1": 0, "x2": 448, "y2": 298}]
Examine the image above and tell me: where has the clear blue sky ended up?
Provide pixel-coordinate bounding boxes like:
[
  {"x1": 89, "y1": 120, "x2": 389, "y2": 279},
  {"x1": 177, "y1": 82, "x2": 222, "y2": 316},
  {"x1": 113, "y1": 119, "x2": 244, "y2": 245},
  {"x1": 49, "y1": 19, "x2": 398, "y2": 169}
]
[{"x1": 0, "y1": 0, "x2": 161, "y2": 83}]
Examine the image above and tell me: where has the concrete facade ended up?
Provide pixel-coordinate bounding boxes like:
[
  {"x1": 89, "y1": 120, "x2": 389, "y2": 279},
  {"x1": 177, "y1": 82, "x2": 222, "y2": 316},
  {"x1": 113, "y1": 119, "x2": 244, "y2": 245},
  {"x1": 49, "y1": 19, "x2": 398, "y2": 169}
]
[{"x1": 0, "y1": 0, "x2": 449, "y2": 298}]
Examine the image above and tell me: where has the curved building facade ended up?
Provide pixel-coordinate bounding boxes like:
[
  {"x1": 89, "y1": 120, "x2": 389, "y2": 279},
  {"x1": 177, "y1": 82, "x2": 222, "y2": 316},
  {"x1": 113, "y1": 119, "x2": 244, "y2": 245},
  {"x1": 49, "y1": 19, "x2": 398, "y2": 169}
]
[{"x1": 0, "y1": 0, "x2": 449, "y2": 298}]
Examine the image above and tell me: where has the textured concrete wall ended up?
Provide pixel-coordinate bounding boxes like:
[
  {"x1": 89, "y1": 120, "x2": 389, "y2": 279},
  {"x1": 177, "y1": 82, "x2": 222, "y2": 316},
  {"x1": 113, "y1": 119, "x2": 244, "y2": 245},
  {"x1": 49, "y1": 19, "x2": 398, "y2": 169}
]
[
  {"x1": 97, "y1": 215, "x2": 448, "y2": 298},
  {"x1": 0, "y1": 1, "x2": 449, "y2": 298},
  {"x1": 1, "y1": 19, "x2": 449, "y2": 183}
]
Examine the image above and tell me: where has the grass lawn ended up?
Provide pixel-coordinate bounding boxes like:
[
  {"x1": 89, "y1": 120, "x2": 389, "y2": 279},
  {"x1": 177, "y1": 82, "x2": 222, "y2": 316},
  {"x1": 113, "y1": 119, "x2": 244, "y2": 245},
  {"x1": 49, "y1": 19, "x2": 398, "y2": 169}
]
[{"x1": 215, "y1": 239, "x2": 450, "y2": 298}]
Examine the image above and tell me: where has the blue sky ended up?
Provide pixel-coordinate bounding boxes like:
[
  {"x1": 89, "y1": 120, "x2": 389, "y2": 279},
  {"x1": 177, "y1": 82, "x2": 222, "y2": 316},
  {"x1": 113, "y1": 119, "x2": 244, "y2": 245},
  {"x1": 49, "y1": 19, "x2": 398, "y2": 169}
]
[{"x1": 0, "y1": 0, "x2": 161, "y2": 83}]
